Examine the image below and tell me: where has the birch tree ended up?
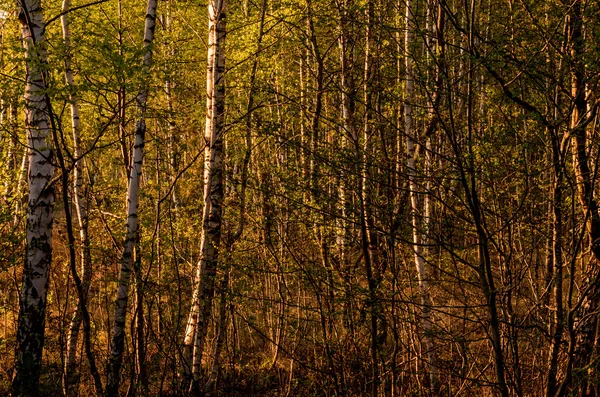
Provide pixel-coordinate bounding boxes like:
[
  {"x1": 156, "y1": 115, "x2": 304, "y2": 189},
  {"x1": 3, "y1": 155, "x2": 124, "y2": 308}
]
[
  {"x1": 60, "y1": 0, "x2": 95, "y2": 393},
  {"x1": 106, "y1": 0, "x2": 157, "y2": 393},
  {"x1": 182, "y1": 0, "x2": 226, "y2": 392},
  {"x1": 404, "y1": 0, "x2": 437, "y2": 391},
  {"x1": 205, "y1": 0, "x2": 262, "y2": 392},
  {"x1": 12, "y1": 0, "x2": 54, "y2": 395}
]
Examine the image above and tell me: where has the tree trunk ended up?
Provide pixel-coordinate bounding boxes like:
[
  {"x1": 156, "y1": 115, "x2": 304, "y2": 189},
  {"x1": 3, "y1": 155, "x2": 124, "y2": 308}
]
[
  {"x1": 61, "y1": 0, "x2": 94, "y2": 393},
  {"x1": 205, "y1": 0, "x2": 260, "y2": 390},
  {"x1": 183, "y1": 0, "x2": 226, "y2": 392},
  {"x1": 545, "y1": 126, "x2": 565, "y2": 397},
  {"x1": 564, "y1": 2, "x2": 600, "y2": 394},
  {"x1": 549, "y1": 4, "x2": 600, "y2": 395},
  {"x1": 404, "y1": 0, "x2": 438, "y2": 391},
  {"x1": 360, "y1": 2, "x2": 383, "y2": 395},
  {"x1": 336, "y1": 0, "x2": 358, "y2": 350},
  {"x1": 465, "y1": 2, "x2": 509, "y2": 393},
  {"x1": 204, "y1": 267, "x2": 229, "y2": 394},
  {"x1": 12, "y1": 0, "x2": 54, "y2": 395},
  {"x1": 306, "y1": 0, "x2": 323, "y2": 197},
  {"x1": 106, "y1": 0, "x2": 157, "y2": 394}
]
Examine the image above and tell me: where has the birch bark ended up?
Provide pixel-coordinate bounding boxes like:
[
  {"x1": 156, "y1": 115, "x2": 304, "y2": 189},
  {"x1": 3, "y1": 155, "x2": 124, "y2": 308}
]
[
  {"x1": 12, "y1": 0, "x2": 54, "y2": 395},
  {"x1": 306, "y1": 0, "x2": 322, "y2": 196},
  {"x1": 61, "y1": 0, "x2": 94, "y2": 393},
  {"x1": 106, "y1": 0, "x2": 157, "y2": 394},
  {"x1": 336, "y1": 0, "x2": 357, "y2": 340},
  {"x1": 182, "y1": 0, "x2": 226, "y2": 391},
  {"x1": 361, "y1": 2, "x2": 382, "y2": 395},
  {"x1": 206, "y1": 0, "x2": 259, "y2": 391},
  {"x1": 404, "y1": 0, "x2": 437, "y2": 391}
]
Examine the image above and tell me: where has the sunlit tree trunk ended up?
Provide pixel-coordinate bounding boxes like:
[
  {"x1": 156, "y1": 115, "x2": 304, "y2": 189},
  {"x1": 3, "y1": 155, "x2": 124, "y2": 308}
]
[
  {"x1": 404, "y1": 0, "x2": 437, "y2": 391},
  {"x1": 361, "y1": 1, "x2": 383, "y2": 395},
  {"x1": 106, "y1": 0, "x2": 157, "y2": 394},
  {"x1": 14, "y1": 138, "x2": 29, "y2": 225},
  {"x1": 182, "y1": 0, "x2": 226, "y2": 392},
  {"x1": 1, "y1": 98, "x2": 12, "y2": 203},
  {"x1": 306, "y1": 0, "x2": 323, "y2": 196},
  {"x1": 561, "y1": 2, "x2": 600, "y2": 394},
  {"x1": 545, "y1": 123, "x2": 565, "y2": 397},
  {"x1": 12, "y1": 0, "x2": 54, "y2": 395},
  {"x1": 60, "y1": 0, "x2": 94, "y2": 393},
  {"x1": 544, "y1": 19, "x2": 566, "y2": 392},
  {"x1": 336, "y1": 0, "x2": 358, "y2": 344},
  {"x1": 163, "y1": 0, "x2": 179, "y2": 208},
  {"x1": 206, "y1": 0, "x2": 260, "y2": 391},
  {"x1": 464, "y1": 2, "x2": 508, "y2": 394},
  {"x1": 3, "y1": 101, "x2": 20, "y2": 203}
]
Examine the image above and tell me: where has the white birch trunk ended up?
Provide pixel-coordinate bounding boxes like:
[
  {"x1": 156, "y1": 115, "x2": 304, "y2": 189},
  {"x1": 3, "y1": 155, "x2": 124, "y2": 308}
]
[
  {"x1": 206, "y1": 0, "x2": 259, "y2": 388},
  {"x1": 336, "y1": 0, "x2": 357, "y2": 338},
  {"x1": 12, "y1": 1, "x2": 54, "y2": 395},
  {"x1": 106, "y1": 0, "x2": 157, "y2": 394},
  {"x1": 60, "y1": 0, "x2": 94, "y2": 393},
  {"x1": 183, "y1": 0, "x2": 226, "y2": 390},
  {"x1": 362, "y1": 3, "x2": 382, "y2": 396},
  {"x1": 404, "y1": 0, "x2": 438, "y2": 392}
]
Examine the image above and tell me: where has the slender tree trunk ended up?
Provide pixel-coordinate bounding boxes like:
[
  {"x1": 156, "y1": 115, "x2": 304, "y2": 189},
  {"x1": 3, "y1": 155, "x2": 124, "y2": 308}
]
[
  {"x1": 205, "y1": 0, "x2": 261, "y2": 390},
  {"x1": 106, "y1": 0, "x2": 157, "y2": 394},
  {"x1": 12, "y1": 1, "x2": 54, "y2": 395},
  {"x1": 164, "y1": 0, "x2": 179, "y2": 207},
  {"x1": 360, "y1": 1, "x2": 382, "y2": 395},
  {"x1": 465, "y1": 2, "x2": 508, "y2": 393},
  {"x1": 52, "y1": 89, "x2": 105, "y2": 397},
  {"x1": 204, "y1": 267, "x2": 229, "y2": 394},
  {"x1": 404, "y1": 0, "x2": 437, "y2": 392},
  {"x1": 564, "y1": 2, "x2": 600, "y2": 394},
  {"x1": 14, "y1": 144, "x2": 29, "y2": 226},
  {"x1": 4, "y1": 102, "x2": 20, "y2": 205},
  {"x1": 61, "y1": 0, "x2": 94, "y2": 393},
  {"x1": 1, "y1": 97, "x2": 15, "y2": 203},
  {"x1": 299, "y1": 53, "x2": 308, "y2": 180},
  {"x1": 134, "y1": 241, "x2": 148, "y2": 396},
  {"x1": 336, "y1": 0, "x2": 357, "y2": 344},
  {"x1": 117, "y1": 0, "x2": 129, "y2": 174},
  {"x1": 183, "y1": 1, "x2": 226, "y2": 392},
  {"x1": 546, "y1": 126, "x2": 565, "y2": 397},
  {"x1": 306, "y1": 0, "x2": 323, "y2": 197}
]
